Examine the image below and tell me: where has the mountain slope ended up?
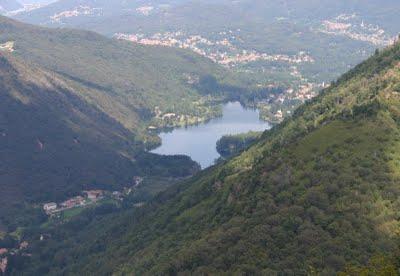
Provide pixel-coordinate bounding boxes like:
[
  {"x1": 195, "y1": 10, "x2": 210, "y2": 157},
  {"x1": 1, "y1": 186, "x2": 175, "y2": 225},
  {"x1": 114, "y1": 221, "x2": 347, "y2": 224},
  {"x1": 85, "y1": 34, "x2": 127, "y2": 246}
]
[
  {"x1": 0, "y1": 16, "x2": 245, "y2": 231},
  {"x1": 10, "y1": 0, "x2": 400, "y2": 129},
  {"x1": 0, "y1": 52, "x2": 199, "y2": 231},
  {"x1": 0, "y1": 15, "x2": 244, "y2": 139},
  {"x1": 13, "y1": 42, "x2": 400, "y2": 274}
]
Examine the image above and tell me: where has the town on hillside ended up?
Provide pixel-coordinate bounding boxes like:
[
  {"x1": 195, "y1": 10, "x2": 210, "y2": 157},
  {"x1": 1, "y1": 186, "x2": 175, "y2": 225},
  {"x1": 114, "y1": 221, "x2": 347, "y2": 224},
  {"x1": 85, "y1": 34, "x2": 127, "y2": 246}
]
[
  {"x1": 43, "y1": 176, "x2": 144, "y2": 216},
  {"x1": 0, "y1": 176, "x2": 145, "y2": 274},
  {"x1": 114, "y1": 30, "x2": 329, "y2": 124}
]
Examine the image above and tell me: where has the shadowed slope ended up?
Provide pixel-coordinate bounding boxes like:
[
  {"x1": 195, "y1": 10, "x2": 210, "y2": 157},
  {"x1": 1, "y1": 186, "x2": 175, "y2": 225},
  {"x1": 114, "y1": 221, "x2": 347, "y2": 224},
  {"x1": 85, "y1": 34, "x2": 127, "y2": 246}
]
[{"x1": 0, "y1": 53, "x2": 198, "y2": 231}]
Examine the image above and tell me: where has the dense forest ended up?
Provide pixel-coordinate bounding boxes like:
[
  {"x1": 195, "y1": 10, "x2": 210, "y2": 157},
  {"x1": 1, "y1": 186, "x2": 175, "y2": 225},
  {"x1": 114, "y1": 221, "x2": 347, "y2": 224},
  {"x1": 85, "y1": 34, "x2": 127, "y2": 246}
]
[{"x1": 6, "y1": 39, "x2": 400, "y2": 275}]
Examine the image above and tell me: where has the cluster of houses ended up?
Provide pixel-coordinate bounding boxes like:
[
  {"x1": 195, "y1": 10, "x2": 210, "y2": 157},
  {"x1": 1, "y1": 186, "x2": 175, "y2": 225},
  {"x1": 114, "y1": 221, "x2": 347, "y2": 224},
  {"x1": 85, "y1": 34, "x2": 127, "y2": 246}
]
[
  {"x1": 50, "y1": 5, "x2": 102, "y2": 23},
  {"x1": 43, "y1": 190, "x2": 105, "y2": 214},
  {"x1": 43, "y1": 177, "x2": 144, "y2": 215},
  {"x1": 1, "y1": 177, "x2": 148, "y2": 273},
  {"x1": 114, "y1": 31, "x2": 315, "y2": 69},
  {"x1": 321, "y1": 15, "x2": 396, "y2": 47},
  {"x1": 255, "y1": 80, "x2": 329, "y2": 124}
]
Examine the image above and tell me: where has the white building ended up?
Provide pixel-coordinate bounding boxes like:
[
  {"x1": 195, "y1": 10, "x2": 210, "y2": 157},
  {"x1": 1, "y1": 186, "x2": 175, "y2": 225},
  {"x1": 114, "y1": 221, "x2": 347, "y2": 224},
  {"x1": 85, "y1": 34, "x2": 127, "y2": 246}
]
[{"x1": 43, "y1": 202, "x2": 57, "y2": 212}]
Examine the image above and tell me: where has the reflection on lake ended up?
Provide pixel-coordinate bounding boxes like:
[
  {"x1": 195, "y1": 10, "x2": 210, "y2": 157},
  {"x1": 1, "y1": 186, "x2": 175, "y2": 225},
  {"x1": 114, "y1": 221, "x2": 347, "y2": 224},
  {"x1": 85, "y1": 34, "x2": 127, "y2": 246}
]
[{"x1": 151, "y1": 102, "x2": 271, "y2": 168}]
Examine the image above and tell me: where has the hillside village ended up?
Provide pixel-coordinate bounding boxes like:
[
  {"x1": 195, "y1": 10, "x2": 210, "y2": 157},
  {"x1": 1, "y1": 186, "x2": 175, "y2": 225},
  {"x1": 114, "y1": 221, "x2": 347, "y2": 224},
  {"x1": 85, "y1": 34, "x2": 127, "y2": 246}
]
[
  {"x1": 320, "y1": 13, "x2": 396, "y2": 46},
  {"x1": 48, "y1": 4, "x2": 157, "y2": 23},
  {"x1": 50, "y1": 5, "x2": 102, "y2": 23},
  {"x1": 115, "y1": 30, "x2": 323, "y2": 124},
  {"x1": 114, "y1": 31, "x2": 315, "y2": 68},
  {"x1": 255, "y1": 82, "x2": 328, "y2": 123},
  {"x1": 114, "y1": 15, "x2": 398, "y2": 125},
  {"x1": 42, "y1": 176, "x2": 144, "y2": 216},
  {"x1": 0, "y1": 175, "x2": 145, "y2": 274}
]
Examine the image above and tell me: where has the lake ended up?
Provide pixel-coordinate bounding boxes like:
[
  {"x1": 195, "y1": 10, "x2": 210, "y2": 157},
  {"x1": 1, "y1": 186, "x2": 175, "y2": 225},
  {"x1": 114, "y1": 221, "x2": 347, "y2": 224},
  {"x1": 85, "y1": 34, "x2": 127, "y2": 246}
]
[{"x1": 151, "y1": 102, "x2": 271, "y2": 168}]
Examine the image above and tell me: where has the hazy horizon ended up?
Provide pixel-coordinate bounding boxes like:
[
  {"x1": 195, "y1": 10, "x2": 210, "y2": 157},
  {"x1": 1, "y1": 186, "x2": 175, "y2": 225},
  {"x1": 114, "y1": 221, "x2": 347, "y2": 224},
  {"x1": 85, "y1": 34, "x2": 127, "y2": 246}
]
[{"x1": 18, "y1": 0, "x2": 56, "y2": 5}]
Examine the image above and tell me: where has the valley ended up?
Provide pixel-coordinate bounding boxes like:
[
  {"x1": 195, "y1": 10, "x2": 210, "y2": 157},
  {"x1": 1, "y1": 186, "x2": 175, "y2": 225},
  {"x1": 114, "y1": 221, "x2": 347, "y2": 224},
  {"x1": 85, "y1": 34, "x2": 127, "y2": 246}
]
[
  {"x1": 11, "y1": 0, "x2": 400, "y2": 125},
  {"x1": 5, "y1": 40, "x2": 400, "y2": 275},
  {"x1": 0, "y1": 1, "x2": 400, "y2": 275},
  {"x1": 0, "y1": 15, "x2": 261, "y2": 234}
]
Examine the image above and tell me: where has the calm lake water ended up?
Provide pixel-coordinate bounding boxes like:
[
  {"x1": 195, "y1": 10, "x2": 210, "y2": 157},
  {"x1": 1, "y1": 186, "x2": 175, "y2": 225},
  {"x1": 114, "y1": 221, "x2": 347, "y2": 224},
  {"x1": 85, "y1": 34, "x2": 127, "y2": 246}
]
[{"x1": 151, "y1": 102, "x2": 271, "y2": 168}]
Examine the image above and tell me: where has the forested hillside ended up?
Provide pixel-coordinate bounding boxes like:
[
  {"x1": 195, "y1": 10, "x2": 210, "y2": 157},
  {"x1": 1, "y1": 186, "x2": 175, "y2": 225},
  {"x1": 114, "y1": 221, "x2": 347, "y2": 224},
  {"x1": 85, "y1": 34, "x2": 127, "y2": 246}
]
[
  {"x1": 0, "y1": 52, "x2": 201, "y2": 231},
  {"x1": 0, "y1": 16, "x2": 254, "y2": 231},
  {"x1": 10, "y1": 40, "x2": 400, "y2": 274},
  {"x1": 0, "y1": 16, "x2": 251, "y2": 140}
]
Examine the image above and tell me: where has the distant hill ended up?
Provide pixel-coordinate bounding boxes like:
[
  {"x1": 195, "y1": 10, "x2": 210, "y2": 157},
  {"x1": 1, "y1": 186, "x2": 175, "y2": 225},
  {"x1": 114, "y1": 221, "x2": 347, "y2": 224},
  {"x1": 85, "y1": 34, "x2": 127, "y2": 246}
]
[
  {"x1": 0, "y1": 16, "x2": 243, "y2": 231},
  {"x1": 14, "y1": 41, "x2": 400, "y2": 274},
  {"x1": 13, "y1": 0, "x2": 400, "y2": 33},
  {"x1": 0, "y1": 0, "x2": 22, "y2": 12},
  {"x1": 0, "y1": 16, "x2": 241, "y2": 136},
  {"x1": 12, "y1": 0, "x2": 400, "y2": 85},
  {"x1": 18, "y1": 0, "x2": 54, "y2": 4}
]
